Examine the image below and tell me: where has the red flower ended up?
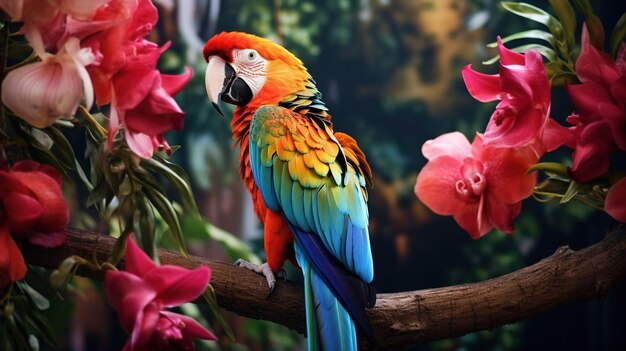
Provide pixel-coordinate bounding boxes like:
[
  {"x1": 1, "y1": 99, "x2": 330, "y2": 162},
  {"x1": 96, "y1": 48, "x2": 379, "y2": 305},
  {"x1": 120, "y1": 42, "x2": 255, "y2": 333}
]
[
  {"x1": 105, "y1": 237, "x2": 216, "y2": 350},
  {"x1": 414, "y1": 132, "x2": 538, "y2": 238},
  {"x1": 462, "y1": 38, "x2": 569, "y2": 153},
  {"x1": 565, "y1": 25, "x2": 626, "y2": 182},
  {"x1": 79, "y1": 0, "x2": 192, "y2": 158},
  {"x1": 0, "y1": 225, "x2": 26, "y2": 288},
  {"x1": 0, "y1": 161, "x2": 70, "y2": 288},
  {"x1": 606, "y1": 178, "x2": 626, "y2": 223}
]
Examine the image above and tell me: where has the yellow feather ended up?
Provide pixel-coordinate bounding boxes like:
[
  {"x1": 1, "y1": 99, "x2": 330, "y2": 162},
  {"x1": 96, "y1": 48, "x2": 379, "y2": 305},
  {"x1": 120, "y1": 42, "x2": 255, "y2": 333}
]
[
  {"x1": 295, "y1": 140, "x2": 309, "y2": 154},
  {"x1": 288, "y1": 158, "x2": 298, "y2": 181},
  {"x1": 322, "y1": 140, "x2": 339, "y2": 158},
  {"x1": 303, "y1": 152, "x2": 315, "y2": 168},
  {"x1": 315, "y1": 148, "x2": 335, "y2": 164},
  {"x1": 276, "y1": 139, "x2": 296, "y2": 161},
  {"x1": 313, "y1": 160, "x2": 330, "y2": 177}
]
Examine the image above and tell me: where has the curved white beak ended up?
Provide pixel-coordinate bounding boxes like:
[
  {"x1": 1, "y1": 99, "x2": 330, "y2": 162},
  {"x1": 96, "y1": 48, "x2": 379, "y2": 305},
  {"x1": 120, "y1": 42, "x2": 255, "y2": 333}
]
[{"x1": 205, "y1": 56, "x2": 227, "y2": 115}]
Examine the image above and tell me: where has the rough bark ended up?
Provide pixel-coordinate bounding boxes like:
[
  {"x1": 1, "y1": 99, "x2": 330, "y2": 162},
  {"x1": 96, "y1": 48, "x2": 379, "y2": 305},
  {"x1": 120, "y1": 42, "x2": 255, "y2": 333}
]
[{"x1": 21, "y1": 225, "x2": 626, "y2": 350}]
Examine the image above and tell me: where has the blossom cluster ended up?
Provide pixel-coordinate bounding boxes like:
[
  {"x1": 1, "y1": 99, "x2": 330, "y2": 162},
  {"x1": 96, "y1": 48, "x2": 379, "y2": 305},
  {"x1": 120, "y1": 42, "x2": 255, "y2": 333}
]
[
  {"x1": 415, "y1": 26, "x2": 626, "y2": 239},
  {"x1": 105, "y1": 237, "x2": 216, "y2": 350},
  {"x1": 0, "y1": 0, "x2": 192, "y2": 158}
]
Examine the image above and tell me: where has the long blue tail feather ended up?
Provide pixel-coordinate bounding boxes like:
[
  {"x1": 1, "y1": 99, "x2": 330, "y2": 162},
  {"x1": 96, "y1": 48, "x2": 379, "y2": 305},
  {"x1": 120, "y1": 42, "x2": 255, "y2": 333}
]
[
  {"x1": 289, "y1": 223, "x2": 376, "y2": 347},
  {"x1": 296, "y1": 243, "x2": 357, "y2": 351}
]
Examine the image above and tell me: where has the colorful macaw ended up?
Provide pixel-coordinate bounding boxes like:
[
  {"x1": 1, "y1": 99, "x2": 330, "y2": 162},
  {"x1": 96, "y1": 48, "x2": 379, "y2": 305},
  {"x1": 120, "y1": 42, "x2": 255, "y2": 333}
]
[{"x1": 203, "y1": 32, "x2": 376, "y2": 350}]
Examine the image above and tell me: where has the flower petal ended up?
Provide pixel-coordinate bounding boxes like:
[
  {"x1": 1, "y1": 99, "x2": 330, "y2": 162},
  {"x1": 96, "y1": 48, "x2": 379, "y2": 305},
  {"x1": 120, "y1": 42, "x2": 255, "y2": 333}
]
[
  {"x1": 606, "y1": 178, "x2": 626, "y2": 223},
  {"x1": 144, "y1": 265, "x2": 211, "y2": 307},
  {"x1": 161, "y1": 311, "x2": 217, "y2": 341},
  {"x1": 577, "y1": 24, "x2": 620, "y2": 86},
  {"x1": 57, "y1": 0, "x2": 109, "y2": 19},
  {"x1": 124, "y1": 236, "x2": 158, "y2": 278},
  {"x1": 124, "y1": 77, "x2": 185, "y2": 136},
  {"x1": 462, "y1": 65, "x2": 502, "y2": 102},
  {"x1": 161, "y1": 66, "x2": 193, "y2": 96},
  {"x1": 26, "y1": 230, "x2": 66, "y2": 248},
  {"x1": 130, "y1": 302, "x2": 160, "y2": 350},
  {"x1": 13, "y1": 172, "x2": 69, "y2": 233},
  {"x1": 3, "y1": 192, "x2": 43, "y2": 234},
  {"x1": 488, "y1": 200, "x2": 522, "y2": 234},
  {"x1": 566, "y1": 81, "x2": 613, "y2": 120},
  {"x1": 125, "y1": 129, "x2": 155, "y2": 159},
  {"x1": 104, "y1": 270, "x2": 157, "y2": 333},
  {"x1": 11, "y1": 160, "x2": 63, "y2": 186},
  {"x1": 477, "y1": 144, "x2": 538, "y2": 204},
  {"x1": 0, "y1": 0, "x2": 23, "y2": 20},
  {"x1": 452, "y1": 198, "x2": 492, "y2": 239},
  {"x1": 539, "y1": 118, "x2": 574, "y2": 153},
  {"x1": 483, "y1": 103, "x2": 546, "y2": 148},
  {"x1": 1, "y1": 56, "x2": 82, "y2": 128},
  {"x1": 568, "y1": 121, "x2": 612, "y2": 182},
  {"x1": 599, "y1": 101, "x2": 626, "y2": 151},
  {"x1": 497, "y1": 36, "x2": 525, "y2": 66},
  {"x1": 421, "y1": 132, "x2": 472, "y2": 162},
  {"x1": 0, "y1": 225, "x2": 27, "y2": 288},
  {"x1": 415, "y1": 156, "x2": 467, "y2": 215}
]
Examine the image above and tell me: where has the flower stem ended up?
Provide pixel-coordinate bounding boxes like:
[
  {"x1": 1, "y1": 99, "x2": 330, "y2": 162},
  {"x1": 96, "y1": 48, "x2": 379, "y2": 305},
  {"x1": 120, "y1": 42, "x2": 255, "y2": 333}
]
[{"x1": 78, "y1": 105, "x2": 107, "y2": 139}]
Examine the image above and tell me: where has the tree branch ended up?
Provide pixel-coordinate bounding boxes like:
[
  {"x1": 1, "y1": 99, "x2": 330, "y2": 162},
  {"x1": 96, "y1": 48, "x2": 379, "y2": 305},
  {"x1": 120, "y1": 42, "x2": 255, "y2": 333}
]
[{"x1": 21, "y1": 225, "x2": 626, "y2": 350}]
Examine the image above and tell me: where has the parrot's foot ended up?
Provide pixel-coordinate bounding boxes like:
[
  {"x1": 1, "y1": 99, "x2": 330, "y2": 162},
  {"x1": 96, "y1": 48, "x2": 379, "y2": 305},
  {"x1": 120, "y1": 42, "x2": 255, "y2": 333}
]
[{"x1": 234, "y1": 259, "x2": 279, "y2": 295}]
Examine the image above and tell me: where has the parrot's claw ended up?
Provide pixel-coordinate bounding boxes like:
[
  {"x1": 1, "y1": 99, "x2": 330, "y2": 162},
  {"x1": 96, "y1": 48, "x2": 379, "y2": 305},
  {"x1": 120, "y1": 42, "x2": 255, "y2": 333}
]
[
  {"x1": 234, "y1": 259, "x2": 277, "y2": 296},
  {"x1": 276, "y1": 269, "x2": 287, "y2": 282}
]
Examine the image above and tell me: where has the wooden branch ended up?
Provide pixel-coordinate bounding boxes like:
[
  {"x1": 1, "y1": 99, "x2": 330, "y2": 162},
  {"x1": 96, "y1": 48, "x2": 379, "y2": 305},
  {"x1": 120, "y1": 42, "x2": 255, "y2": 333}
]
[{"x1": 21, "y1": 225, "x2": 626, "y2": 350}]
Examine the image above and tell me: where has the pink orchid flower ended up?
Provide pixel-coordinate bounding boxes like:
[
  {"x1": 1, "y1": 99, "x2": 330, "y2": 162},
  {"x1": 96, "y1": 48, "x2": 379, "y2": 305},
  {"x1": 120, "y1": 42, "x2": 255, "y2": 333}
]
[
  {"x1": 1, "y1": 37, "x2": 94, "y2": 128},
  {"x1": 605, "y1": 178, "x2": 626, "y2": 223},
  {"x1": 414, "y1": 132, "x2": 538, "y2": 238},
  {"x1": 105, "y1": 237, "x2": 216, "y2": 350},
  {"x1": 565, "y1": 25, "x2": 626, "y2": 182},
  {"x1": 462, "y1": 38, "x2": 569, "y2": 153}
]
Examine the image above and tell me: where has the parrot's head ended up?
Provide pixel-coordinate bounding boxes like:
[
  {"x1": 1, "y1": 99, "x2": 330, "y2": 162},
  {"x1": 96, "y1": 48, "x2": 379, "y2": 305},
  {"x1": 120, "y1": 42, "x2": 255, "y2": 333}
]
[{"x1": 203, "y1": 32, "x2": 310, "y2": 115}]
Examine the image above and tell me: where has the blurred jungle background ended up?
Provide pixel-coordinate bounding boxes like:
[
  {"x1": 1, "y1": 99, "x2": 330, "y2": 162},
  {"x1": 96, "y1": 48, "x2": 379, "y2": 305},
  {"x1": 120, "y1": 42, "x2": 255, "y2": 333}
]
[{"x1": 46, "y1": 0, "x2": 626, "y2": 350}]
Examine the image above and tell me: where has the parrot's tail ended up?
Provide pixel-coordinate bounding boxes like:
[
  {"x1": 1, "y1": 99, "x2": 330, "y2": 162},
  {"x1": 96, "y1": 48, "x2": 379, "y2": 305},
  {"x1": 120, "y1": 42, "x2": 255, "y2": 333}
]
[{"x1": 296, "y1": 243, "x2": 358, "y2": 351}]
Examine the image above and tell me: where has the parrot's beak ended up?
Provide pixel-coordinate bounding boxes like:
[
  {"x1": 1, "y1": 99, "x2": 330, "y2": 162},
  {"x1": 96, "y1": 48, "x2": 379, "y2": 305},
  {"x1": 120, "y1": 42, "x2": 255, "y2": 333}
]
[{"x1": 205, "y1": 56, "x2": 253, "y2": 116}]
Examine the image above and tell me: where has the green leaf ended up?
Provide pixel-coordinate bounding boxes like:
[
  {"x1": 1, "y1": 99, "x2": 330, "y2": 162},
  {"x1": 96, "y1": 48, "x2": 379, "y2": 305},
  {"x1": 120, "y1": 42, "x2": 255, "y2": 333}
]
[
  {"x1": 6, "y1": 318, "x2": 30, "y2": 351},
  {"x1": 203, "y1": 287, "x2": 234, "y2": 341},
  {"x1": 110, "y1": 228, "x2": 132, "y2": 265},
  {"x1": 45, "y1": 126, "x2": 77, "y2": 172},
  {"x1": 24, "y1": 308, "x2": 59, "y2": 348},
  {"x1": 514, "y1": 44, "x2": 557, "y2": 60},
  {"x1": 138, "y1": 178, "x2": 189, "y2": 257},
  {"x1": 27, "y1": 131, "x2": 71, "y2": 182},
  {"x1": 143, "y1": 155, "x2": 200, "y2": 216},
  {"x1": 501, "y1": 2, "x2": 564, "y2": 41},
  {"x1": 610, "y1": 12, "x2": 626, "y2": 58},
  {"x1": 527, "y1": 162, "x2": 569, "y2": 178},
  {"x1": 549, "y1": 0, "x2": 576, "y2": 51},
  {"x1": 11, "y1": 295, "x2": 59, "y2": 349},
  {"x1": 133, "y1": 195, "x2": 158, "y2": 263},
  {"x1": 0, "y1": 319, "x2": 12, "y2": 351},
  {"x1": 16, "y1": 282, "x2": 49, "y2": 310},
  {"x1": 561, "y1": 180, "x2": 579, "y2": 203},
  {"x1": 487, "y1": 30, "x2": 555, "y2": 48}
]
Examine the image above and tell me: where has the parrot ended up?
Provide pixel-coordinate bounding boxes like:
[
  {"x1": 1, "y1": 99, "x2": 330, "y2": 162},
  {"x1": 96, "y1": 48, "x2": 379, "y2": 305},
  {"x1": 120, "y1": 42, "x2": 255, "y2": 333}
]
[{"x1": 203, "y1": 32, "x2": 376, "y2": 350}]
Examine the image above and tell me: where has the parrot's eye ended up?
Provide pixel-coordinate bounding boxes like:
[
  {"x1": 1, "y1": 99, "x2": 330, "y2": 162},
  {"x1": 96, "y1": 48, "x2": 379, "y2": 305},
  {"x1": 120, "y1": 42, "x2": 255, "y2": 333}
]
[{"x1": 245, "y1": 50, "x2": 259, "y2": 62}]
